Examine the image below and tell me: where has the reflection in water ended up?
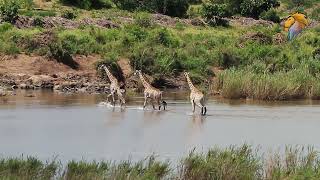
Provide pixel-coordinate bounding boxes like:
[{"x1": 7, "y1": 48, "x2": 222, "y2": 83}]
[{"x1": 186, "y1": 114, "x2": 206, "y2": 146}]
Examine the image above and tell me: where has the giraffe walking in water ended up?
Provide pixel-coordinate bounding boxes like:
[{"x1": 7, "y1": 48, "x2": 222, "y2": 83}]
[
  {"x1": 184, "y1": 72, "x2": 207, "y2": 115},
  {"x1": 100, "y1": 64, "x2": 126, "y2": 107},
  {"x1": 135, "y1": 70, "x2": 167, "y2": 110}
]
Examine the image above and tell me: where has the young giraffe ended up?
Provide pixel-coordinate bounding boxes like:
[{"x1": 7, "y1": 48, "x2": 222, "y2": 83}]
[
  {"x1": 135, "y1": 70, "x2": 167, "y2": 110},
  {"x1": 184, "y1": 72, "x2": 207, "y2": 115},
  {"x1": 100, "y1": 64, "x2": 125, "y2": 107}
]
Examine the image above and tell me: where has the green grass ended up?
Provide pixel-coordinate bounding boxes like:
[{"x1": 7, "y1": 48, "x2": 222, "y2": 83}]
[{"x1": 2, "y1": 145, "x2": 320, "y2": 179}]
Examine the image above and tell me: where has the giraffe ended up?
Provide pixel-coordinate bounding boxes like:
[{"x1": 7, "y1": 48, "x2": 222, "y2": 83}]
[
  {"x1": 184, "y1": 72, "x2": 207, "y2": 115},
  {"x1": 99, "y1": 64, "x2": 125, "y2": 107},
  {"x1": 134, "y1": 70, "x2": 167, "y2": 110}
]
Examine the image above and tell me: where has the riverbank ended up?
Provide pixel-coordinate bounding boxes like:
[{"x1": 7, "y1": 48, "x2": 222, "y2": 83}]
[
  {"x1": 0, "y1": 1, "x2": 319, "y2": 100},
  {"x1": 0, "y1": 145, "x2": 319, "y2": 179}
]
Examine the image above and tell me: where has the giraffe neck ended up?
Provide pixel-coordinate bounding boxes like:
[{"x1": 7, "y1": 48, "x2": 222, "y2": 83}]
[
  {"x1": 186, "y1": 75, "x2": 196, "y2": 92},
  {"x1": 138, "y1": 72, "x2": 152, "y2": 89},
  {"x1": 104, "y1": 67, "x2": 117, "y2": 82}
]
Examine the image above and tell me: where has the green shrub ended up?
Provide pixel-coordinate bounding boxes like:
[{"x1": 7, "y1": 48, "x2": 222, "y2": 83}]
[
  {"x1": 18, "y1": 0, "x2": 34, "y2": 10},
  {"x1": 135, "y1": 12, "x2": 152, "y2": 28},
  {"x1": 153, "y1": 28, "x2": 180, "y2": 47},
  {"x1": 0, "y1": 0, "x2": 20, "y2": 23},
  {"x1": 60, "y1": 0, "x2": 113, "y2": 9},
  {"x1": 113, "y1": 0, "x2": 190, "y2": 17},
  {"x1": 0, "y1": 22, "x2": 13, "y2": 32},
  {"x1": 240, "y1": 0, "x2": 280, "y2": 18},
  {"x1": 259, "y1": 8, "x2": 280, "y2": 23},
  {"x1": 204, "y1": 0, "x2": 280, "y2": 19},
  {"x1": 311, "y1": 8, "x2": 320, "y2": 21},
  {"x1": 187, "y1": 5, "x2": 202, "y2": 18},
  {"x1": 33, "y1": 16, "x2": 44, "y2": 27},
  {"x1": 19, "y1": 9, "x2": 56, "y2": 17},
  {"x1": 202, "y1": 1, "x2": 231, "y2": 18},
  {"x1": 61, "y1": 9, "x2": 78, "y2": 19}
]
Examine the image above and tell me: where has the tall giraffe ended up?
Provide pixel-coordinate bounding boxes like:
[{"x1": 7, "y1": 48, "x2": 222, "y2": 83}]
[
  {"x1": 100, "y1": 64, "x2": 125, "y2": 107},
  {"x1": 184, "y1": 72, "x2": 207, "y2": 115},
  {"x1": 135, "y1": 70, "x2": 167, "y2": 110}
]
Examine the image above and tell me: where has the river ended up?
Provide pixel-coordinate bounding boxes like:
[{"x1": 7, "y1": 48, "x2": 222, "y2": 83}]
[{"x1": 0, "y1": 90, "x2": 320, "y2": 162}]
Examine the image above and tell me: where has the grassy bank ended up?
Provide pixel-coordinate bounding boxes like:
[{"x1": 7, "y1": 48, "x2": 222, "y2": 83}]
[
  {"x1": 2, "y1": 145, "x2": 320, "y2": 179},
  {"x1": 0, "y1": 0, "x2": 319, "y2": 100}
]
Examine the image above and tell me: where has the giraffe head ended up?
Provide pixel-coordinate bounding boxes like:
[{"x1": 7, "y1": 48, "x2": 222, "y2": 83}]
[
  {"x1": 183, "y1": 71, "x2": 190, "y2": 78},
  {"x1": 134, "y1": 70, "x2": 142, "y2": 76},
  {"x1": 98, "y1": 64, "x2": 107, "y2": 70}
]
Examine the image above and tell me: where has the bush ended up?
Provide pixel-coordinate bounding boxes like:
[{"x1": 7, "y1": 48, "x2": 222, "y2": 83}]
[
  {"x1": 61, "y1": 9, "x2": 78, "y2": 19},
  {"x1": 33, "y1": 16, "x2": 44, "y2": 27},
  {"x1": 187, "y1": 5, "x2": 202, "y2": 18},
  {"x1": 240, "y1": 0, "x2": 280, "y2": 18},
  {"x1": 201, "y1": 0, "x2": 232, "y2": 26},
  {"x1": 202, "y1": 1, "x2": 231, "y2": 18},
  {"x1": 0, "y1": 22, "x2": 13, "y2": 32},
  {"x1": 135, "y1": 12, "x2": 152, "y2": 28},
  {"x1": 19, "y1": 10, "x2": 56, "y2": 17},
  {"x1": 311, "y1": 8, "x2": 320, "y2": 21},
  {"x1": 113, "y1": 0, "x2": 190, "y2": 17},
  {"x1": 60, "y1": 0, "x2": 113, "y2": 9},
  {"x1": 0, "y1": 0, "x2": 20, "y2": 23},
  {"x1": 259, "y1": 8, "x2": 280, "y2": 23},
  {"x1": 203, "y1": 0, "x2": 280, "y2": 19}
]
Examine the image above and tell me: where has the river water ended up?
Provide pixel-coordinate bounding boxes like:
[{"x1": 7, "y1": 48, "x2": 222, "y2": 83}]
[{"x1": 0, "y1": 90, "x2": 320, "y2": 162}]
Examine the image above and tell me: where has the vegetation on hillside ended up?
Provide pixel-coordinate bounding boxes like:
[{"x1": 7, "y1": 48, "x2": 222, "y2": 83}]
[
  {"x1": 2, "y1": 145, "x2": 320, "y2": 179},
  {"x1": 0, "y1": 0, "x2": 319, "y2": 100}
]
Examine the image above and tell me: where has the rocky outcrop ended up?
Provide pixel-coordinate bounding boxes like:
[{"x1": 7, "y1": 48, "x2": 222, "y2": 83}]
[{"x1": 13, "y1": 16, "x2": 120, "y2": 29}]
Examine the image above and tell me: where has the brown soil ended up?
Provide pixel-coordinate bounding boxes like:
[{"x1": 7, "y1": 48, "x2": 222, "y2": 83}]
[
  {"x1": 0, "y1": 54, "x2": 109, "y2": 92},
  {"x1": 0, "y1": 54, "x2": 98, "y2": 75}
]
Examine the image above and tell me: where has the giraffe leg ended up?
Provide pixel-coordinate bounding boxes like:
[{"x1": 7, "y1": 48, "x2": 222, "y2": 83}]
[
  {"x1": 191, "y1": 100, "x2": 195, "y2": 113},
  {"x1": 106, "y1": 94, "x2": 112, "y2": 103},
  {"x1": 200, "y1": 99, "x2": 207, "y2": 115},
  {"x1": 203, "y1": 106, "x2": 207, "y2": 115},
  {"x1": 111, "y1": 92, "x2": 116, "y2": 106},
  {"x1": 195, "y1": 101, "x2": 204, "y2": 115},
  {"x1": 151, "y1": 99, "x2": 156, "y2": 110},
  {"x1": 157, "y1": 99, "x2": 161, "y2": 110},
  {"x1": 143, "y1": 95, "x2": 148, "y2": 109}
]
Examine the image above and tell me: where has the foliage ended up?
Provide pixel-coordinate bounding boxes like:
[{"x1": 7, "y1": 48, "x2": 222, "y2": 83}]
[
  {"x1": 61, "y1": 9, "x2": 78, "y2": 19},
  {"x1": 19, "y1": 9, "x2": 56, "y2": 17},
  {"x1": 187, "y1": 4, "x2": 202, "y2": 18},
  {"x1": 0, "y1": 0, "x2": 20, "y2": 23},
  {"x1": 259, "y1": 8, "x2": 280, "y2": 22},
  {"x1": 113, "y1": 0, "x2": 190, "y2": 17},
  {"x1": 134, "y1": 12, "x2": 152, "y2": 28},
  {"x1": 3, "y1": 146, "x2": 320, "y2": 179},
  {"x1": 202, "y1": 1, "x2": 231, "y2": 18},
  {"x1": 33, "y1": 16, "x2": 44, "y2": 27},
  {"x1": 60, "y1": 0, "x2": 113, "y2": 9},
  {"x1": 311, "y1": 8, "x2": 320, "y2": 20},
  {"x1": 203, "y1": 0, "x2": 280, "y2": 19}
]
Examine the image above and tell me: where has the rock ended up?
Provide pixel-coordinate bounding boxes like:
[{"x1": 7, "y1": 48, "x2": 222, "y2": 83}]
[
  {"x1": 53, "y1": 85, "x2": 61, "y2": 91},
  {"x1": 19, "y1": 83, "x2": 28, "y2": 89},
  {"x1": 25, "y1": 94, "x2": 35, "y2": 98},
  {"x1": 78, "y1": 87, "x2": 87, "y2": 93},
  {"x1": 190, "y1": 17, "x2": 206, "y2": 26},
  {"x1": 0, "y1": 89, "x2": 6, "y2": 96},
  {"x1": 13, "y1": 15, "x2": 120, "y2": 29},
  {"x1": 28, "y1": 75, "x2": 53, "y2": 88}
]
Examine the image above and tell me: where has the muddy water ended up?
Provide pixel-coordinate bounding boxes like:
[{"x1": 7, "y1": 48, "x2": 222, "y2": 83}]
[{"x1": 1, "y1": 90, "x2": 320, "y2": 162}]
